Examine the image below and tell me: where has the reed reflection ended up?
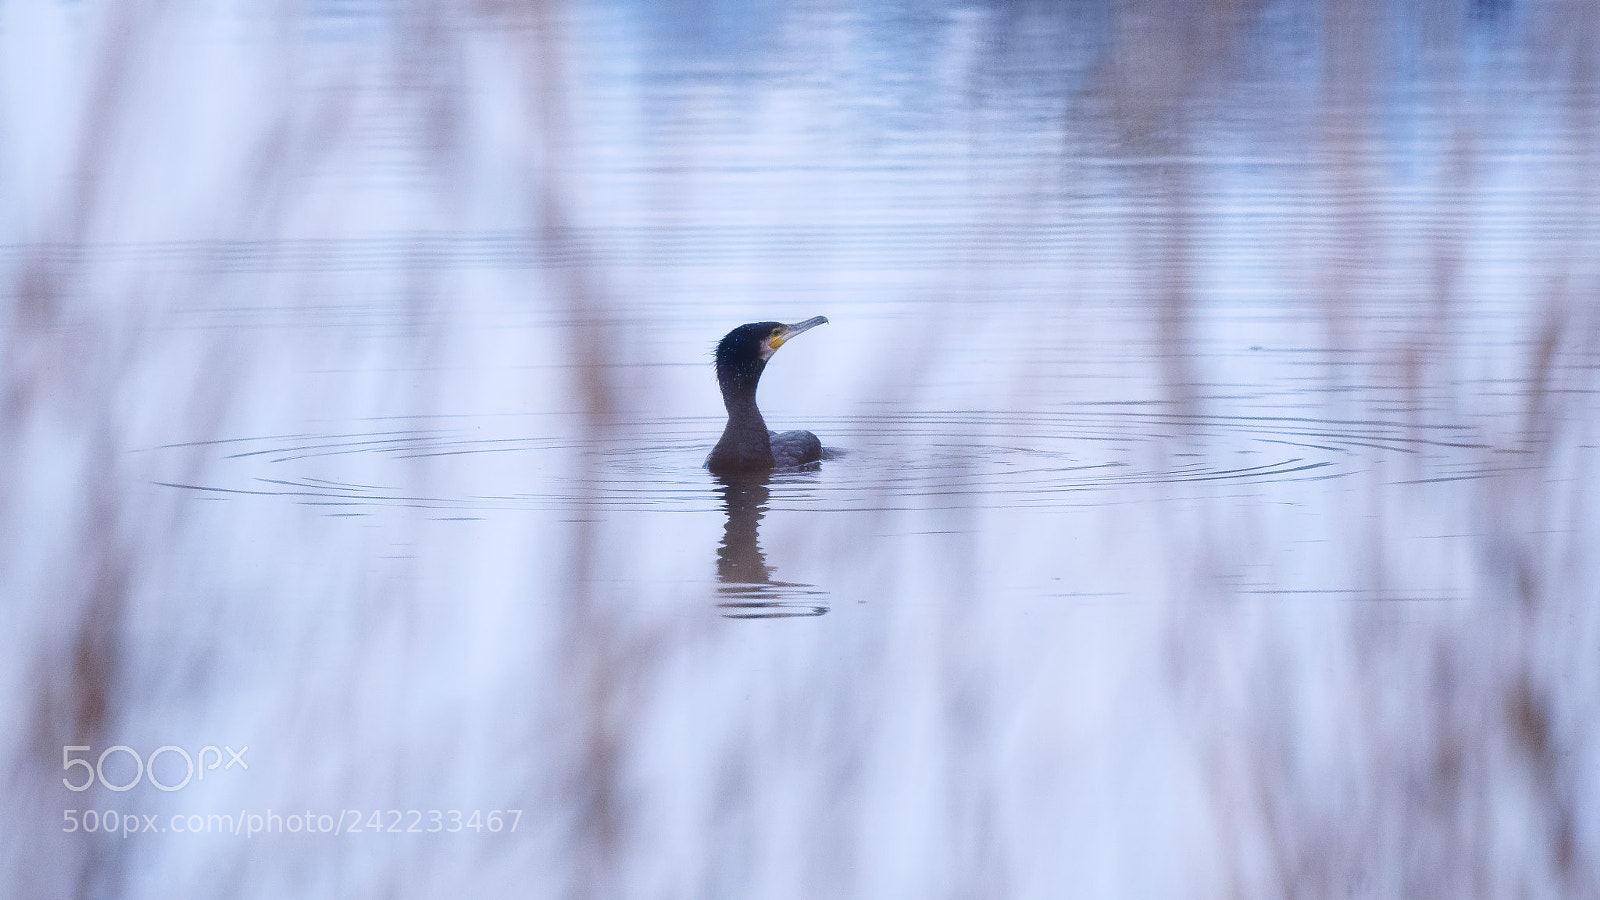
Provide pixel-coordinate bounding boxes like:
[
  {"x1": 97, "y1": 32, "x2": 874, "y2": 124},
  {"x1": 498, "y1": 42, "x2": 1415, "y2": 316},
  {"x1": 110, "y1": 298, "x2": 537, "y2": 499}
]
[{"x1": 712, "y1": 474, "x2": 828, "y2": 618}]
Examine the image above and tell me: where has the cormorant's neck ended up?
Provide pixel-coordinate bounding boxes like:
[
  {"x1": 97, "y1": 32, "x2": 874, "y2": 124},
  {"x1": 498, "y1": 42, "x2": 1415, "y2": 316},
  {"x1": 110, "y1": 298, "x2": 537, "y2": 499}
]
[
  {"x1": 717, "y1": 357, "x2": 768, "y2": 424},
  {"x1": 709, "y1": 350, "x2": 779, "y2": 473}
]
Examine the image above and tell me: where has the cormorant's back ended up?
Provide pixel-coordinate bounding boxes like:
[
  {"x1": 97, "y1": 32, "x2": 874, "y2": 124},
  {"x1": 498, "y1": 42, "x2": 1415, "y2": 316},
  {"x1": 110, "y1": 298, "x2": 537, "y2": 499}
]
[{"x1": 768, "y1": 429, "x2": 823, "y2": 468}]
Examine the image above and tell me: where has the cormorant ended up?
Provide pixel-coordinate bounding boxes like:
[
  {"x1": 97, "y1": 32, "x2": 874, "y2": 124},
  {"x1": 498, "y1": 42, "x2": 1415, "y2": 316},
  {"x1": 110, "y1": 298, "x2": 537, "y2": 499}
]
[{"x1": 706, "y1": 316, "x2": 829, "y2": 474}]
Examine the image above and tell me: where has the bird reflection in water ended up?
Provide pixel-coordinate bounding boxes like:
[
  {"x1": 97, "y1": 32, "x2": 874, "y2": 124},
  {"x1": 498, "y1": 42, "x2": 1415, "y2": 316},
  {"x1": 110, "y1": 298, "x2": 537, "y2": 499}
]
[{"x1": 713, "y1": 474, "x2": 829, "y2": 618}]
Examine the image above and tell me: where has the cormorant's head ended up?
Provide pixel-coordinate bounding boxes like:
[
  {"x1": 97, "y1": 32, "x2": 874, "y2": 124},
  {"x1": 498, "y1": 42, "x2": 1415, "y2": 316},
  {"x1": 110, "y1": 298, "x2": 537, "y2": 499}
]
[{"x1": 715, "y1": 316, "x2": 828, "y2": 393}]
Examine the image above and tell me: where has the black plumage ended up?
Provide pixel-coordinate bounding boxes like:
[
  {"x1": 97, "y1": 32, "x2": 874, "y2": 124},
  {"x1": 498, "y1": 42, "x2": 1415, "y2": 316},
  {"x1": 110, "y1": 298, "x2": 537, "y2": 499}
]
[{"x1": 706, "y1": 316, "x2": 828, "y2": 474}]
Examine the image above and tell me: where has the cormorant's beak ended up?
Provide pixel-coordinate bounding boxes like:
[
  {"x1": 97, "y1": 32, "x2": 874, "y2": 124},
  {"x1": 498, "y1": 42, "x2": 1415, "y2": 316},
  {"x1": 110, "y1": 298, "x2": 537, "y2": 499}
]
[{"x1": 769, "y1": 315, "x2": 828, "y2": 351}]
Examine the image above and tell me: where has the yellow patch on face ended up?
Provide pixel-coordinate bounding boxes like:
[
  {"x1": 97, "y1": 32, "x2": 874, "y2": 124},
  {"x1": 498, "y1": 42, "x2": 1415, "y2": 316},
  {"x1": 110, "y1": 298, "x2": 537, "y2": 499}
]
[{"x1": 768, "y1": 330, "x2": 786, "y2": 350}]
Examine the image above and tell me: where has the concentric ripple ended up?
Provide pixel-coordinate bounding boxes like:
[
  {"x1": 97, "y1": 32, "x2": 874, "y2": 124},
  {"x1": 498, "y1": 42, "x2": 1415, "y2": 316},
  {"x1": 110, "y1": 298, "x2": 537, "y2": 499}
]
[
  {"x1": 146, "y1": 408, "x2": 1498, "y2": 514},
  {"x1": 715, "y1": 582, "x2": 831, "y2": 619}
]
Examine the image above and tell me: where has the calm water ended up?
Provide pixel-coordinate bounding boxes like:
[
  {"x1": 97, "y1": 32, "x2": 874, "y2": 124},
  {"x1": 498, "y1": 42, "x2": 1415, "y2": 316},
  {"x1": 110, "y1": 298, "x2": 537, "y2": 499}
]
[{"x1": 4, "y1": 1, "x2": 1598, "y2": 896}]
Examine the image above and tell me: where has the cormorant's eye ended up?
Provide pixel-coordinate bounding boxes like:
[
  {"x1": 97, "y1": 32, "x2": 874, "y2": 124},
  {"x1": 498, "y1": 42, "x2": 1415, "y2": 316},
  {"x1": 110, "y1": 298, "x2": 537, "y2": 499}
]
[{"x1": 770, "y1": 328, "x2": 782, "y2": 337}]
